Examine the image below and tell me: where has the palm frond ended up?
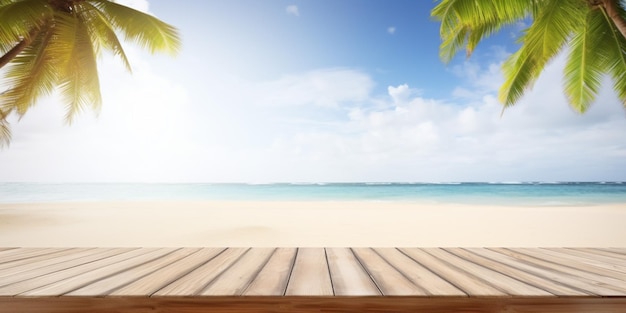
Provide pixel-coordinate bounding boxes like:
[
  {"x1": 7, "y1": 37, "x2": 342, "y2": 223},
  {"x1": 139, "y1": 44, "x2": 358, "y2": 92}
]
[
  {"x1": 0, "y1": 0, "x2": 52, "y2": 50},
  {"x1": 523, "y1": 0, "x2": 584, "y2": 62},
  {"x1": 438, "y1": 23, "x2": 468, "y2": 62},
  {"x1": 88, "y1": 0, "x2": 180, "y2": 55},
  {"x1": 1, "y1": 26, "x2": 58, "y2": 115},
  {"x1": 600, "y1": 2, "x2": 626, "y2": 106},
  {"x1": 0, "y1": 111, "x2": 11, "y2": 148},
  {"x1": 55, "y1": 11, "x2": 102, "y2": 122},
  {"x1": 0, "y1": 106, "x2": 11, "y2": 148},
  {"x1": 431, "y1": 0, "x2": 534, "y2": 62},
  {"x1": 76, "y1": 1, "x2": 132, "y2": 72},
  {"x1": 499, "y1": 0, "x2": 587, "y2": 108},
  {"x1": 498, "y1": 46, "x2": 539, "y2": 107},
  {"x1": 563, "y1": 9, "x2": 609, "y2": 113}
]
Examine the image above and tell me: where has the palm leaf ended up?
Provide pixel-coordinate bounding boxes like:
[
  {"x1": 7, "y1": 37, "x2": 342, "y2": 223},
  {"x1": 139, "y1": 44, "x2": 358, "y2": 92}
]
[
  {"x1": 0, "y1": 111, "x2": 10, "y2": 148},
  {"x1": 498, "y1": 46, "x2": 539, "y2": 107},
  {"x1": 76, "y1": 1, "x2": 132, "y2": 72},
  {"x1": 563, "y1": 9, "x2": 611, "y2": 113},
  {"x1": 88, "y1": 0, "x2": 180, "y2": 55},
  {"x1": 1, "y1": 26, "x2": 58, "y2": 115},
  {"x1": 499, "y1": 0, "x2": 587, "y2": 107},
  {"x1": 0, "y1": 0, "x2": 51, "y2": 50},
  {"x1": 55, "y1": 11, "x2": 102, "y2": 122},
  {"x1": 600, "y1": 3, "x2": 626, "y2": 106},
  {"x1": 431, "y1": 0, "x2": 534, "y2": 62}
]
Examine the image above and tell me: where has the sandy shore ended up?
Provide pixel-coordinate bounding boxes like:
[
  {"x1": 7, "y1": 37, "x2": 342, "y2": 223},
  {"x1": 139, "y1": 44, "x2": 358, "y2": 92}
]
[{"x1": 1, "y1": 201, "x2": 625, "y2": 247}]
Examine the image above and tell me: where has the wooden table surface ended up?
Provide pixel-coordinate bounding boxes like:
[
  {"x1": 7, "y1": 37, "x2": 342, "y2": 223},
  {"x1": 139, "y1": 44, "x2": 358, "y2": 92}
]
[{"x1": 1, "y1": 247, "x2": 625, "y2": 312}]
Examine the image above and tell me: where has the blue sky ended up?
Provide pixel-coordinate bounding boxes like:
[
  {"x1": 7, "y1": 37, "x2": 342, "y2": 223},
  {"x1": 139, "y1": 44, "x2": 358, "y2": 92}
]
[{"x1": 1, "y1": 0, "x2": 625, "y2": 182}]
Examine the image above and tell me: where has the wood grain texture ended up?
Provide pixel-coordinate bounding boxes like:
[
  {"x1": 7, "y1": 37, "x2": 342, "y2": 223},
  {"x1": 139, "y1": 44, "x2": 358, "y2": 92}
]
[
  {"x1": 399, "y1": 248, "x2": 507, "y2": 296},
  {"x1": 110, "y1": 247, "x2": 225, "y2": 296},
  {"x1": 67, "y1": 248, "x2": 199, "y2": 296},
  {"x1": 0, "y1": 248, "x2": 139, "y2": 295},
  {"x1": 470, "y1": 248, "x2": 622, "y2": 296},
  {"x1": 284, "y1": 248, "x2": 333, "y2": 296},
  {"x1": 493, "y1": 248, "x2": 626, "y2": 294},
  {"x1": 21, "y1": 248, "x2": 174, "y2": 296},
  {"x1": 0, "y1": 246, "x2": 625, "y2": 312},
  {"x1": 352, "y1": 248, "x2": 426, "y2": 295},
  {"x1": 244, "y1": 248, "x2": 296, "y2": 296},
  {"x1": 326, "y1": 248, "x2": 380, "y2": 296},
  {"x1": 0, "y1": 248, "x2": 71, "y2": 265},
  {"x1": 2, "y1": 296, "x2": 626, "y2": 313},
  {"x1": 153, "y1": 248, "x2": 248, "y2": 296},
  {"x1": 201, "y1": 248, "x2": 275, "y2": 295},
  {"x1": 424, "y1": 248, "x2": 551, "y2": 296},
  {"x1": 445, "y1": 248, "x2": 587, "y2": 296}
]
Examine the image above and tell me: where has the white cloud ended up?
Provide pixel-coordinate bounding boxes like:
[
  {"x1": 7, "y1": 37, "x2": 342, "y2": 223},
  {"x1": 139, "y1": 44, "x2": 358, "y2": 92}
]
[
  {"x1": 1, "y1": 49, "x2": 625, "y2": 183},
  {"x1": 387, "y1": 26, "x2": 396, "y2": 34},
  {"x1": 286, "y1": 5, "x2": 299, "y2": 17},
  {"x1": 252, "y1": 69, "x2": 374, "y2": 107}
]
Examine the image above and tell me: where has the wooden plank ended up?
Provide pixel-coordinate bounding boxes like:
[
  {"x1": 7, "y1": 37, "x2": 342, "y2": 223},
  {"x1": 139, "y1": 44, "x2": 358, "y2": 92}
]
[
  {"x1": 284, "y1": 248, "x2": 333, "y2": 296},
  {"x1": 423, "y1": 248, "x2": 551, "y2": 296},
  {"x1": 352, "y1": 248, "x2": 425, "y2": 296},
  {"x1": 373, "y1": 248, "x2": 464, "y2": 296},
  {"x1": 326, "y1": 248, "x2": 380, "y2": 296},
  {"x1": 110, "y1": 248, "x2": 225, "y2": 296},
  {"x1": 446, "y1": 248, "x2": 588, "y2": 296},
  {"x1": 517, "y1": 248, "x2": 626, "y2": 281},
  {"x1": 0, "y1": 248, "x2": 99, "y2": 278},
  {"x1": 0, "y1": 249, "x2": 90, "y2": 271},
  {"x1": 0, "y1": 248, "x2": 143, "y2": 296},
  {"x1": 243, "y1": 248, "x2": 296, "y2": 296},
  {"x1": 153, "y1": 248, "x2": 248, "y2": 296},
  {"x1": 67, "y1": 248, "x2": 199, "y2": 296},
  {"x1": 538, "y1": 248, "x2": 626, "y2": 275},
  {"x1": 470, "y1": 248, "x2": 623, "y2": 296},
  {"x1": 570, "y1": 248, "x2": 626, "y2": 262},
  {"x1": 596, "y1": 248, "x2": 626, "y2": 255},
  {"x1": 21, "y1": 248, "x2": 175, "y2": 296},
  {"x1": 493, "y1": 248, "x2": 626, "y2": 294},
  {"x1": 0, "y1": 248, "x2": 131, "y2": 289},
  {"x1": 3, "y1": 296, "x2": 626, "y2": 313},
  {"x1": 0, "y1": 248, "x2": 70, "y2": 264},
  {"x1": 551, "y1": 248, "x2": 626, "y2": 267},
  {"x1": 399, "y1": 248, "x2": 506, "y2": 296},
  {"x1": 201, "y1": 248, "x2": 275, "y2": 296}
]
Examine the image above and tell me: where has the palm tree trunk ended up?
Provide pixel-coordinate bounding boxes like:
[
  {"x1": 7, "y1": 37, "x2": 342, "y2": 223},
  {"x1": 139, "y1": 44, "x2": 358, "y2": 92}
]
[
  {"x1": 601, "y1": 0, "x2": 626, "y2": 40},
  {"x1": 0, "y1": 28, "x2": 40, "y2": 69},
  {"x1": 0, "y1": 39, "x2": 30, "y2": 69}
]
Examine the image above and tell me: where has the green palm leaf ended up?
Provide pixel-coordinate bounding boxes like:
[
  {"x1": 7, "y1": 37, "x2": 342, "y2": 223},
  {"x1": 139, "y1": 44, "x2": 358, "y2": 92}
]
[
  {"x1": 563, "y1": 9, "x2": 610, "y2": 113},
  {"x1": 600, "y1": 3, "x2": 626, "y2": 106},
  {"x1": 0, "y1": 0, "x2": 51, "y2": 49},
  {"x1": 78, "y1": 1, "x2": 132, "y2": 72},
  {"x1": 54, "y1": 11, "x2": 102, "y2": 122},
  {"x1": 499, "y1": 0, "x2": 586, "y2": 106},
  {"x1": 432, "y1": 0, "x2": 534, "y2": 62},
  {"x1": 1, "y1": 26, "x2": 57, "y2": 115},
  {"x1": 0, "y1": 0, "x2": 180, "y2": 146},
  {"x1": 433, "y1": 0, "x2": 626, "y2": 111},
  {"x1": 89, "y1": 0, "x2": 181, "y2": 55}
]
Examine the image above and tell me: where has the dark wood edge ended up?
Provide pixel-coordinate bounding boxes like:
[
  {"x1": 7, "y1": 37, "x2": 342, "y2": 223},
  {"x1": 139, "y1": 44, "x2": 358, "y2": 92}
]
[{"x1": 1, "y1": 296, "x2": 626, "y2": 313}]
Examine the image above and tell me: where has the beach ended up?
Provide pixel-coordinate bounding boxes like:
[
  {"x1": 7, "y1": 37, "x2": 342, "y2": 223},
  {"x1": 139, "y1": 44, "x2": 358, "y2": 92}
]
[{"x1": 1, "y1": 200, "x2": 625, "y2": 247}]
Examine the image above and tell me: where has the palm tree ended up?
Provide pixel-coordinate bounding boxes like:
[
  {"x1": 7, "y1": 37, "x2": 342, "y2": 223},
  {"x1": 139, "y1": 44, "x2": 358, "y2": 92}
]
[
  {"x1": 431, "y1": 0, "x2": 626, "y2": 113},
  {"x1": 0, "y1": 0, "x2": 180, "y2": 147}
]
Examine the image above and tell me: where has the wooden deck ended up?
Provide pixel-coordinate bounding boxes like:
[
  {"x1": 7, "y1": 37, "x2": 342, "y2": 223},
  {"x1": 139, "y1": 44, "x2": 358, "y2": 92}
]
[{"x1": 1, "y1": 247, "x2": 625, "y2": 312}]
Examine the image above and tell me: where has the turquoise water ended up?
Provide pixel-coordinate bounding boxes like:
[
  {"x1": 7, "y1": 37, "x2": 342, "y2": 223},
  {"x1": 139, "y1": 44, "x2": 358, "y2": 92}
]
[{"x1": 1, "y1": 182, "x2": 626, "y2": 206}]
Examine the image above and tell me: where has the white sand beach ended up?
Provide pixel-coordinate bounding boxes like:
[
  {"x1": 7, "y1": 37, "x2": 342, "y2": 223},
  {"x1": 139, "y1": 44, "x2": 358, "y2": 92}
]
[{"x1": 1, "y1": 201, "x2": 625, "y2": 247}]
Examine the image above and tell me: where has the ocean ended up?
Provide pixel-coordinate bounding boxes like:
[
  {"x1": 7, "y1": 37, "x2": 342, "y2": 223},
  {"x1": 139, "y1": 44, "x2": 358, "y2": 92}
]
[{"x1": 1, "y1": 182, "x2": 625, "y2": 206}]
